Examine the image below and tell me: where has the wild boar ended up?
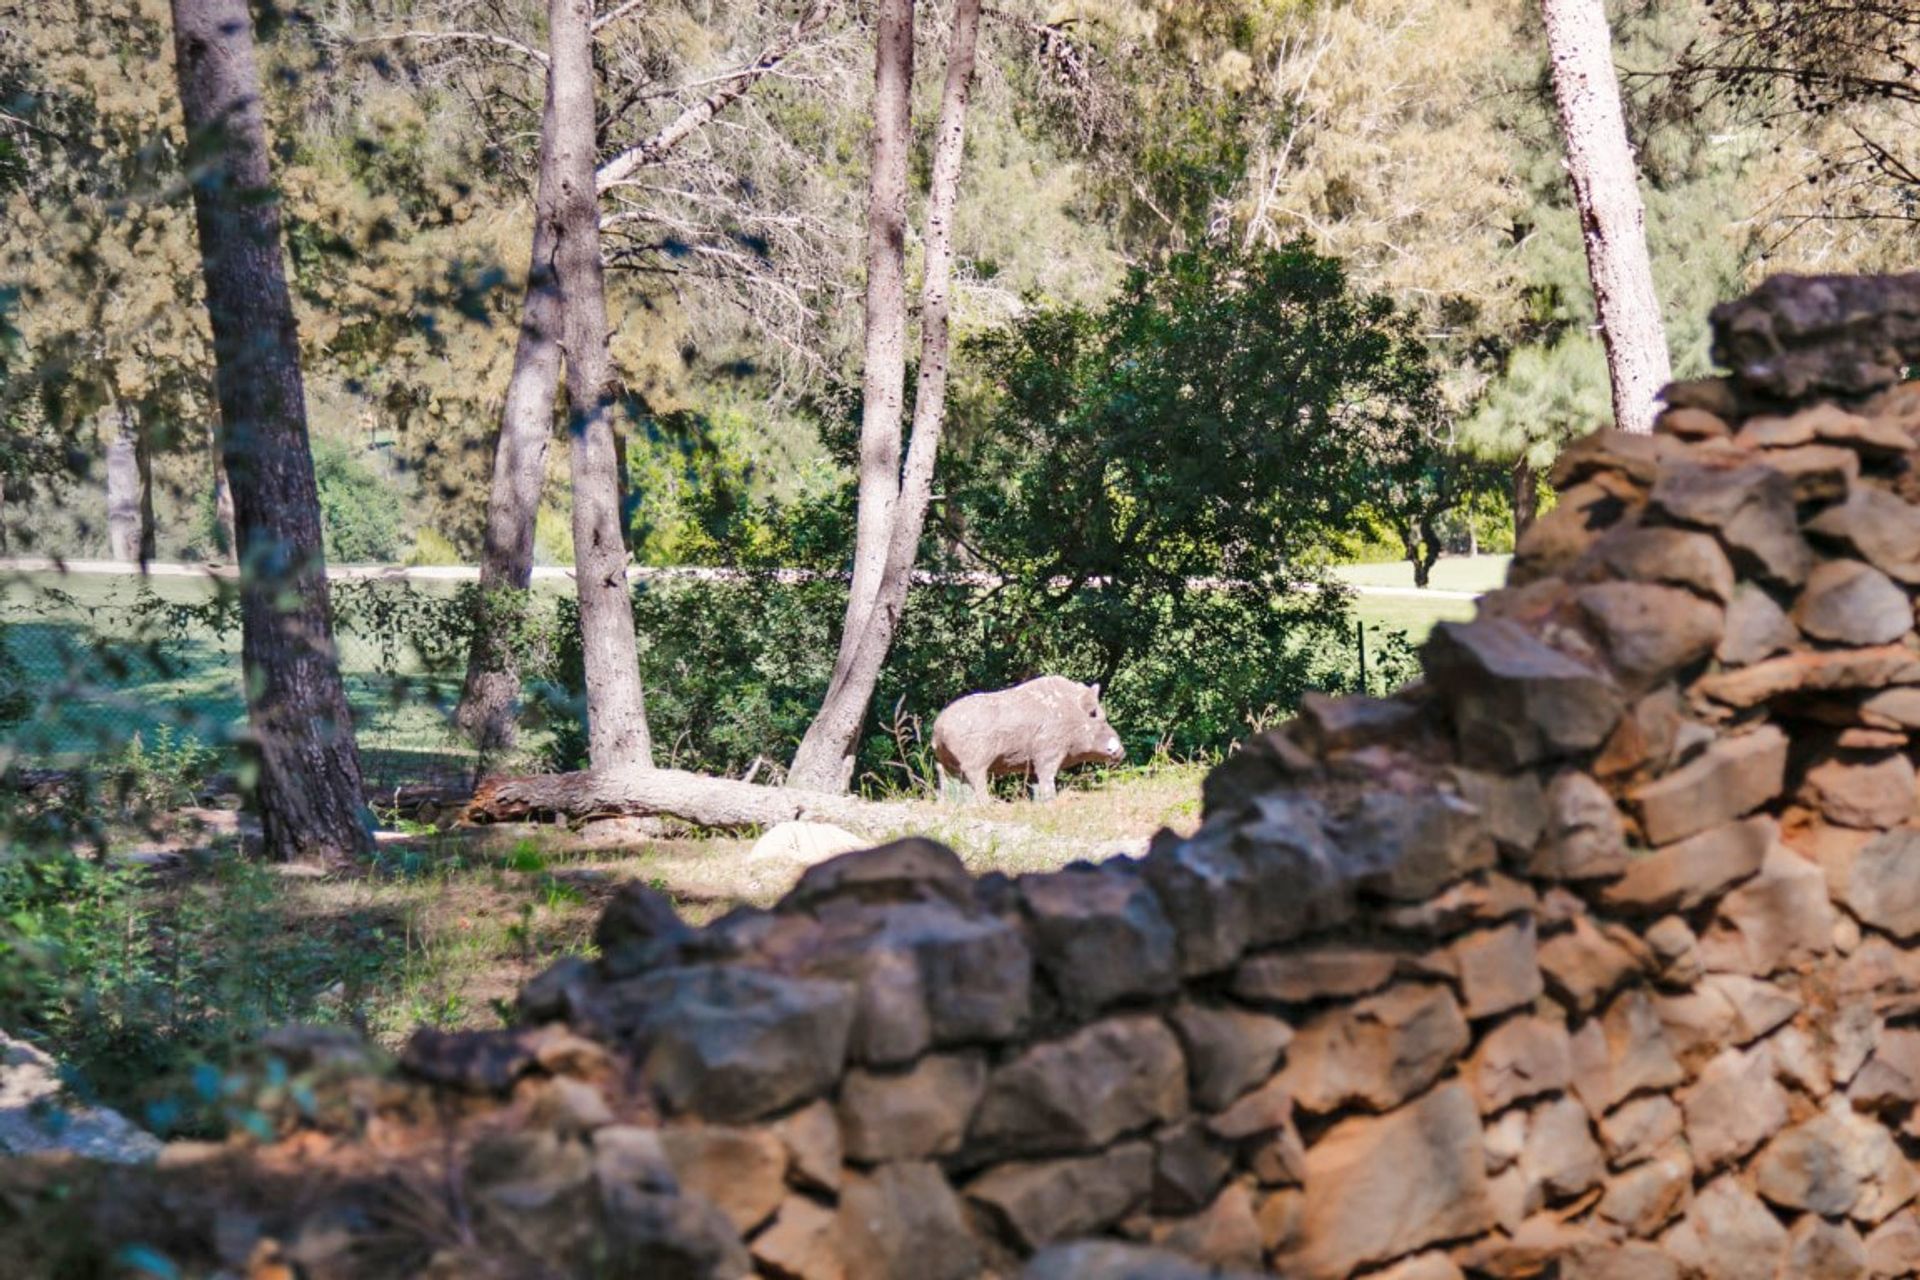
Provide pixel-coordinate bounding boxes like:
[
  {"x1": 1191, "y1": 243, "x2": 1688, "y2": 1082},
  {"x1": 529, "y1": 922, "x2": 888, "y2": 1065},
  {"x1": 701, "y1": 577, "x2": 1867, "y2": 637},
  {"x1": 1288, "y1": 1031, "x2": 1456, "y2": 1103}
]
[{"x1": 931, "y1": 675, "x2": 1125, "y2": 802}]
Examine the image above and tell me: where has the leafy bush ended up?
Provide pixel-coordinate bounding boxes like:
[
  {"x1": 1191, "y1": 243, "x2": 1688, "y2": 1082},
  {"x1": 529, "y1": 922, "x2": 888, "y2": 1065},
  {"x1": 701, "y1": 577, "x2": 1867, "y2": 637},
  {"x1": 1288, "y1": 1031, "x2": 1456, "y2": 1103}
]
[{"x1": 312, "y1": 436, "x2": 401, "y2": 563}]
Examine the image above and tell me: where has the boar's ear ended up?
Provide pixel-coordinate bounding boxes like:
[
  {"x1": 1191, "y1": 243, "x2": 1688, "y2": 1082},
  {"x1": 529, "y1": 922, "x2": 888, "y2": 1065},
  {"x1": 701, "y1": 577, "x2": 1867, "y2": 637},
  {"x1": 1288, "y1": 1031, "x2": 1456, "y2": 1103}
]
[{"x1": 1088, "y1": 682, "x2": 1102, "y2": 702}]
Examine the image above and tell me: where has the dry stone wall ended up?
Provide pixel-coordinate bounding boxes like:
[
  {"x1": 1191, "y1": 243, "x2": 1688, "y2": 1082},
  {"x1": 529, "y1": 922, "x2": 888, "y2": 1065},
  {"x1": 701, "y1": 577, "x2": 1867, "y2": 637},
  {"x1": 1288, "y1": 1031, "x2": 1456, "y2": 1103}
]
[{"x1": 390, "y1": 276, "x2": 1920, "y2": 1279}]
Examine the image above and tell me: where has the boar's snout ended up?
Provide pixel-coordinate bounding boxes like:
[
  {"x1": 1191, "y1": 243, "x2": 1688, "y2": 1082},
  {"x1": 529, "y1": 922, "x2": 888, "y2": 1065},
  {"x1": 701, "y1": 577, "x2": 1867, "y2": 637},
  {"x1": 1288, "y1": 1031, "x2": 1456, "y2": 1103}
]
[{"x1": 1101, "y1": 730, "x2": 1124, "y2": 762}]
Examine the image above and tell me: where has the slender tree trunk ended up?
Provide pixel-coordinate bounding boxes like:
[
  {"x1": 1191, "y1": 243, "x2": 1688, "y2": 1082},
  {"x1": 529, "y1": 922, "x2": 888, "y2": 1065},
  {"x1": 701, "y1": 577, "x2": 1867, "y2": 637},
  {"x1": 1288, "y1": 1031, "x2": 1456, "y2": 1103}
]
[
  {"x1": 210, "y1": 423, "x2": 236, "y2": 556},
  {"x1": 785, "y1": 0, "x2": 915, "y2": 793},
  {"x1": 455, "y1": 183, "x2": 564, "y2": 753},
  {"x1": 549, "y1": 0, "x2": 651, "y2": 771},
  {"x1": 1539, "y1": 0, "x2": 1671, "y2": 435},
  {"x1": 788, "y1": 0, "x2": 981, "y2": 795},
  {"x1": 104, "y1": 401, "x2": 153, "y2": 564},
  {"x1": 168, "y1": 0, "x2": 372, "y2": 863},
  {"x1": 1512, "y1": 455, "x2": 1539, "y2": 541}
]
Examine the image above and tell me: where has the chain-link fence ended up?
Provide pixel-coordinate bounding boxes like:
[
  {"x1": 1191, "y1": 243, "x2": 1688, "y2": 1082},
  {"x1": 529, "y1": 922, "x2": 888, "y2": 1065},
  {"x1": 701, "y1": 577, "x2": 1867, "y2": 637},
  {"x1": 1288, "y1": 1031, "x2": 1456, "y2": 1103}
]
[{"x1": 0, "y1": 568, "x2": 508, "y2": 795}]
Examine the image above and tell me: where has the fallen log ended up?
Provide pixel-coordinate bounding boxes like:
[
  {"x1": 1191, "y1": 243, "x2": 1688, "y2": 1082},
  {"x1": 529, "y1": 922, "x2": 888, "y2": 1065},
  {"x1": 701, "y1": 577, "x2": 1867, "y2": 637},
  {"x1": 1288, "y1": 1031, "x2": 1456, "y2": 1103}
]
[{"x1": 465, "y1": 767, "x2": 913, "y2": 834}]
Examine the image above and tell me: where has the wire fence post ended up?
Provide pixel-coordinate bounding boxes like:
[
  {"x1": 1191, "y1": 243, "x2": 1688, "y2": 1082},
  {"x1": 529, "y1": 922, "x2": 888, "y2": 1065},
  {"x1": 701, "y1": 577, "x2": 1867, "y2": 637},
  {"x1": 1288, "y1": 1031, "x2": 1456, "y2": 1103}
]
[{"x1": 1356, "y1": 619, "x2": 1368, "y2": 698}]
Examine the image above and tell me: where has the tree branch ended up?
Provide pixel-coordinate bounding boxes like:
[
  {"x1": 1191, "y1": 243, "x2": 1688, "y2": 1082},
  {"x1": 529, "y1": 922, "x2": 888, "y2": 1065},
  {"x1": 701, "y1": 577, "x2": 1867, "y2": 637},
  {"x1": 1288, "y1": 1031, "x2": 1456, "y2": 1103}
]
[{"x1": 352, "y1": 29, "x2": 548, "y2": 67}]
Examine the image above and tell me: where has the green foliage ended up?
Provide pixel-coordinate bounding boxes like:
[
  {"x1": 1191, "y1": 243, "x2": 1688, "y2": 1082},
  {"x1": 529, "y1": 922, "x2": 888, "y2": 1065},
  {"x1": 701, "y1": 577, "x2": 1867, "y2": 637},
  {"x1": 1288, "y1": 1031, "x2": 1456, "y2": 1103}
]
[
  {"x1": 312, "y1": 438, "x2": 402, "y2": 564},
  {"x1": 106, "y1": 727, "x2": 219, "y2": 816}
]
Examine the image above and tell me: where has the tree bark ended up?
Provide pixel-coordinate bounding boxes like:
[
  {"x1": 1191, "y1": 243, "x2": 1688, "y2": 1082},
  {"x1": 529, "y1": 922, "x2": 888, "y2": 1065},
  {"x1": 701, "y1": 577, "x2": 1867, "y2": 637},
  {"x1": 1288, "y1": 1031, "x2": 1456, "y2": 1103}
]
[
  {"x1": 104, "y1": 401, "x2": 154, "y2": 564},
  {"x1": 785, "y1": 0, "x2": 915, "y2": 793},
  {"x1": 168, "y1": 0, "x2": 372, "y2": 863},
  {"x1": 1512, "y1": 454, "x2": 1539, "y2": 541},
  {"x1": 550, "y1": 0, "x2": 652, "y2": 771},
  {"x1": 454, "y1": 156, "x2": 564, "y2": 754},
  {"x1": 788, "y1": 0, "x2": 982, "y2": 794},
  {"x1": 1539, "y1": 0, "x2": 1672, "y2": 435}
]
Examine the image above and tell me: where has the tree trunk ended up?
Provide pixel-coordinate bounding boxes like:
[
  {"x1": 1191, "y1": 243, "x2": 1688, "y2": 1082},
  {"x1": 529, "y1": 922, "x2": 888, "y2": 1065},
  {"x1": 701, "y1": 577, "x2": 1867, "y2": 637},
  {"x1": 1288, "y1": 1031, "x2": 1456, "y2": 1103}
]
[
  {"x1": 455, "y1": 166, "x2": 565, "y2": 754},
  {"x1": 1512, "y1": 455, "x2": 1539, "y2": 541},
  {"x1": 1539, "y1": 0, "x2": 1672, "y2": 435},
  {"x1": 550, "y1": 0, "x2": 651, "y2": 771},
  {"x1": 104, "y1": 401, "x2": 153, "y2": 564},
  {"x1": 786, "y1": 0, "x2": 915, "y2": 793},
  {"x1": 169, "y1": 0, "x2": 371, "y2": 863},
  {"x1": 468, "y1": 765, "x2": 910, "y2": 833},
  {"x1": 788, "y1": 0, "x2": 983, "y2": 794},
  {"x1": 210, "y1": 426, "x2": 237, "y2": 558}
]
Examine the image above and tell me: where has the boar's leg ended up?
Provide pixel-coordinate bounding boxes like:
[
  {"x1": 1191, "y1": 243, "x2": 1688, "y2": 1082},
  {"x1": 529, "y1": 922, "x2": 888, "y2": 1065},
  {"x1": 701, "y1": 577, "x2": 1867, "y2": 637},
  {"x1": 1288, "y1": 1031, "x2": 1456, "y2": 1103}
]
[
  {"x1": 1033, "y1": 761, "x2": 1059, "y2": 803},
  {"x1": 963, "y1": 763, "x2": 993, "y2": 803}
]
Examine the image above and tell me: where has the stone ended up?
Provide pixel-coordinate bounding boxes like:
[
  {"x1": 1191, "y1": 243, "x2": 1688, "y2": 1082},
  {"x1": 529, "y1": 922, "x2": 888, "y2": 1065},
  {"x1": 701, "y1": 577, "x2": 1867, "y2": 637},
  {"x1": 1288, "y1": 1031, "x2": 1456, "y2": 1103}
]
[
  {"x1": 1648, "y1": 459, "x2": 1811, "y2": 586},
  {"x1": 1807, "y1": 486, "x2": 1920, "y2": 584},
  {"x1": 1018, "y1": 1242, "x2": 1221, "y2": 1280},
  {"x1": 1146, "y1": 1182, "x2": 1264, "y2": 1270},
  {"x1": 1771, "y1": 1023, "x2": 1833, "y2": 1098},
  {"x1": 1513, "y1": 479, "x2": 1643, "y2": 581},
  {"x1": 1747, "y1": 400, "x2": 1914, "y2": 451},
  {"x1": 1594, "y1": 685, "x2": 1685, "y2": 778},
  {"x1": 1539, "y1": 916, "x2": 1646, "y2": 1014},
  {"x1": 600, "y1": 1185, "x2": 754, "y2": 1280},
  {"x1": 594, "y1": 881, "x2": 696, "y2": 975},
  {"x1": 1682, "y1": 1043, "x2": 1790, "y2": 1170},
  {"x1": 1601, "y1": 815, "x2": 1775, "y2": 914},
  {"x1": 1295, "y1": 690, "x2": 1424, "y2": 751},
  {"x1": 1787, "y1": 817, "x2": 1876, "y2": 901},
  {"x1": 591, "y1": 1125, "x2": 678, "y2": 1195},
  {"x1": 1660, "y1": 1176, "x2": 1787, "y2": 1279},
  {"x1": 1629, "y1": 726, "x2": 1788, "y2": 846},
  {"x1": 1206, "y1": 1075, "x2": 1300, "y2": 1144},
  {"x1": 773, "y1": 1100, "x2": 843, "y2": 1194},
  {"x1": 1575, "y1": 582, "x2": 1724, "y2": 688},
  {"x1": 1281, "y1": 1082, "x2": 1495, "y2": 1280},
  {"x1": 1803, "y1": 751, "x2": 1918, "y2": 829},
  {"x1": 1698, "y1": 843, "x2": 1834, "y2": 975},
  {"x1": 971, "y1": 1017, "x2": 1187, "y2": 1155},
  {"x1": 1862, "y1": 686, "x2": 1920, "y2": 728},
  {"x1": 1423, "y1": 617, "x2": 1626, "y2": 768},
  {"x1": 1485, "y1": 1107, "x2": 1529, "y2": 1173},
  {"x1": 1449, "y1": 920, "x2": 1544, "y2": 1019},
  {"x1": 1717, "y1": 583, "x2": 1800, "y2": 666},
  {"x1": 1532, "y1": 771, "x2": 1628, "y2": 879},
  {"x1": 1789, "y1": 1215, "x2": 1871, "y2": 1280},
  {"x1": 1465, "y1": 1016, "x2": 1573, "y2": 1114},
  {"x1": 1451, "y1": 768, "x2": 1549, "y2": 857},
  {"x1": 1696, "y1": 644, "x2": 1920, "y2": 707},
  {"x1": 785, "y1": 838, "x2": 974, "y2": 913},
  {"x1": 584, "y1": 966, "x2": 854, "y2": 1123},
  {"x1": 1336, "y1": 788, "x2": 1496, "y2": 902},
  {"x1": 966, "y1": 1143, "x2": 1153, "y2": 1251},
  {"x1": 1701, "y1": 972, "x2": 1802, "y2": 1043},
  {"x1": 751, "y1": 1195, "x2": 844, "y2": 1280},
  {"x1": 1020, "y1": 866, "x2": 1180, "y2": 1016},
  {"x1": 1368, "y1": 1254, "x2": 1466, "y2": 1280},
  {"x1": 1589, "y1": 525, "x2": 1737, "y2": 601},
  {"x1": 659, "y1": 1126, "x2": 790, "y2": 1235},
  {"x1": 1657, "y1": 404, "x2": 1731, "y2": 439},
  {"x1": 1562, "y1": 1241, "x2": 1683, "y2": 1280},
  {"x1": 1646, "y1": 915, "x2": 1703, "y2": 985},
  {"x1": 1142, "y1": 834, "x2": 1254, "y2": 977},
  {"x1": 1377, "y1": 871, "x2": 1539, "y2": 934},
  {"x1": 1521, "y1": 1095, "x2": 1606, "y2": 1203},
  {"x1": 1234, "y1": 795, "x2": 1353, "y2": 945},
  {"x1": 1760, "y1": 442, "x2": 1862, "y2": 503},
  {"x1": 1596, "y1": 1144, "x2": 1693, "y2": 1236},
  {"x1": 837, "y1": 1162, "x2": 980, "y2": 1280},
  {"x1": 1796, "y1": 560, "x2": 1915, "y2": 646},
  {"x1": 1151, "y1": 1120, "x2": 1234, "y2": 1214},
  {"x1": 1754, "y1": 1100, "x2": 1920, "y2": 1223},
  {"x1": 1600, "y1": 1095, "x2": 1683, "y2": 1169},
  {"x1": 750, "y1": 821, "x2": 868, "y2": 868},
  {"x1": 1457, "y1": 1214, "x2": 1600, "y2": 1275},
  {"x1": 1850, "y1": 1029, "x2": 1920, "y2": 1110},
  {"x1": 1846, "y1": 828, "x2": 1920, "y2": 940},
  {"x1": 1279, "y1": 983, "x2": 1470, "y2": 1113},
  {"x1": 1864, "y1": 1210, "x2": 1920, "y2": 1278},
  {"x1": 399, "y1": 1027, "x2": 537, "y2": 1094},
  {"x1": 1569, "y1": 988, "x2": 1686, "y2": 1116},
  {"x1": 1231, "y1": 944, "x2": 1400, "y2": 1005},
  {"x1": 1166, "y1": 1002, "x2": 1293, "y2": 1110},
  {"x1": 837, "y1": 1053, "x2": 986, "y2": 1163},
  {"x1": 1553, "y1": 428, "x2": 1682, "y2": 487}
]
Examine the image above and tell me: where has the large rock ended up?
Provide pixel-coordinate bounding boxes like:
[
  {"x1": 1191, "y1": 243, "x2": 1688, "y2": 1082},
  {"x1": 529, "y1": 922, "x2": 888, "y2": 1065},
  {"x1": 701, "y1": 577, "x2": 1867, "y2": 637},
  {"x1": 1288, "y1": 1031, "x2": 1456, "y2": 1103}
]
[
  {"x1": 1596, "y1": 1144, "x2": 1693, "y2": 1237},
  {"x1": 1647, "y1": 459, "x2": 1811, "y2": 586},
  {"x1": 1754, "y1": 1100, "x2": 1920, "y2": 1223},
  {"x1": 1845, "y1": 827, "x2": 1920, "y2": 940},
  {"x1": 1695, "y1": 644, "x2": 1920, "y2": 707},
  {"x1": 1538, "y1": 916, "x2": 1647, "y2": 1014},
  {"x1": 1588, "y1": 525, "x2": 1736, "y2": 602},
  {"x1": 837, "y1": 1162, "x2": 981, "y2": 1280},
  {"x1": 1532, "y1": 771, "x2": 1628, "y2": 879},
  {"x1": 1629, "y1": 727, "x2": 1787, "y2": 846},
  {"x1": 1448, "y1": 920, "x2": 1544, "y2": 1020},
  {"x1": 581, "y1": 965, "x2": 855, "y2": 1123},
  {"x1": 1521, "y1": 1095, "x2": 1607, "y2": 1203},
  {"x1": 1787, "y1": 1215, "x2": 1871, "y2": 1280},
  {"x1": 1151, "y1": 1119, "x2": 1235, "y2": 1214},
  {"x1": 1281, "y1": 1082, "x2": 1495, "y2": 1280},
  {"x1": 1513, "y1": 478, "x2": 1643, "y2": 582},
  {"x1": 966, "y1": 1143, "x2": 1153, "y2": 1251},
  {"x1": 1166, "y1": 1002, "x2": 1293, "y2": 1111},
  {"x1": 1600, "y1": 1095, "x2": 1683, "y2": 1169},
  {"x1": 1334, "y1": 787, "x2": 1495, "y2": 902},
  {"x1": 601, "y1": 1185, "x2": 754, "y2": 1280},
  {"x1": 1600, "y1": 815, "x2": 1775, "y2": 914},
  {"x1": 1806, "y1": 486, "x2": 1920, "y2": 584},
  {"x1": 1145, "y1": 1182, "x2": 1264, "y2": 1271},
  {"x1": 0, "y1": 1032, "x2": 162, "y2": 1164},
  {"x1": 1794, "y1": 560, "x2": 1915, "y2": 646},
  {"x1": 1659, "y1": 1176, "x2": 1787, "y2": 1279},
  {"x1": 1801, "y1": 751, "x2": 1918, "y2": 830},
  {"x1": 659, "y1": 1126, "x2": 789, "y2": 1234},
  {"x1": 1681, "y1": 1043, "x2": 1789, "y2": 1171},
  {"x1": 1019, "y1": 1241, "x2": 1240, "y2": 1280},
  {"x1": 1142, "y1": 832, "x2": 1255, "y2": 977},
  {"x1": 750, "y1": 821, "x2": 868, "y2": 867},
  {"x1": 1232, "y1": 943, "x2": 1401, "y2": 1005},
  {"x1": 1575, "y1": 582, "x2": 1724, "y2": 688},
  {"x1": 1697, "y1": 844, "x2": 1833, "y2": 975},
  {"x1": 1709, "y1": 273, "x2": 1920, "y2": 399},
  {"x1": 971, "y1": 1016, "x2": 1187, "y2": 1155},
  {"x1": 1569, "y1": 987, "x2": 1686, "y2": 1116},
  {"x1": 1019, "y1": 866, "x2": 1179, "y2": 1016},
  {"x1": 785, "y1": 838, "x2": 974, "y2": 913},
  {"x1": 1279, "y1": 983, "x2": 1470, "y2": 1113},
  {"x1": 838, "y1": 1052, "x2": 986, "y2": 1163},
  {"x1": 1716, "y1": 583, "x2": 1800, "y2": 666},
  {"x1": 751, "y1": 1195, "x2": 844, "y2": 1280},
  {"x1": 1464, "y1": 1016, "x2": 1573, "y2": 1114},
  {"x1": 1423, "y1": 617, "x2": 1626, "y2": 768}
]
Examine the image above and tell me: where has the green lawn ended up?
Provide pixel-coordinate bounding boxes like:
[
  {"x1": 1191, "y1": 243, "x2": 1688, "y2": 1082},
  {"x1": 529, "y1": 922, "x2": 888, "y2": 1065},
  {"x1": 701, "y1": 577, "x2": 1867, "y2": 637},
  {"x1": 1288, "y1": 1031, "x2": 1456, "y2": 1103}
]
[{"x1": 1336, "y1": 554, "x2": 1502, "y2": 645}]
